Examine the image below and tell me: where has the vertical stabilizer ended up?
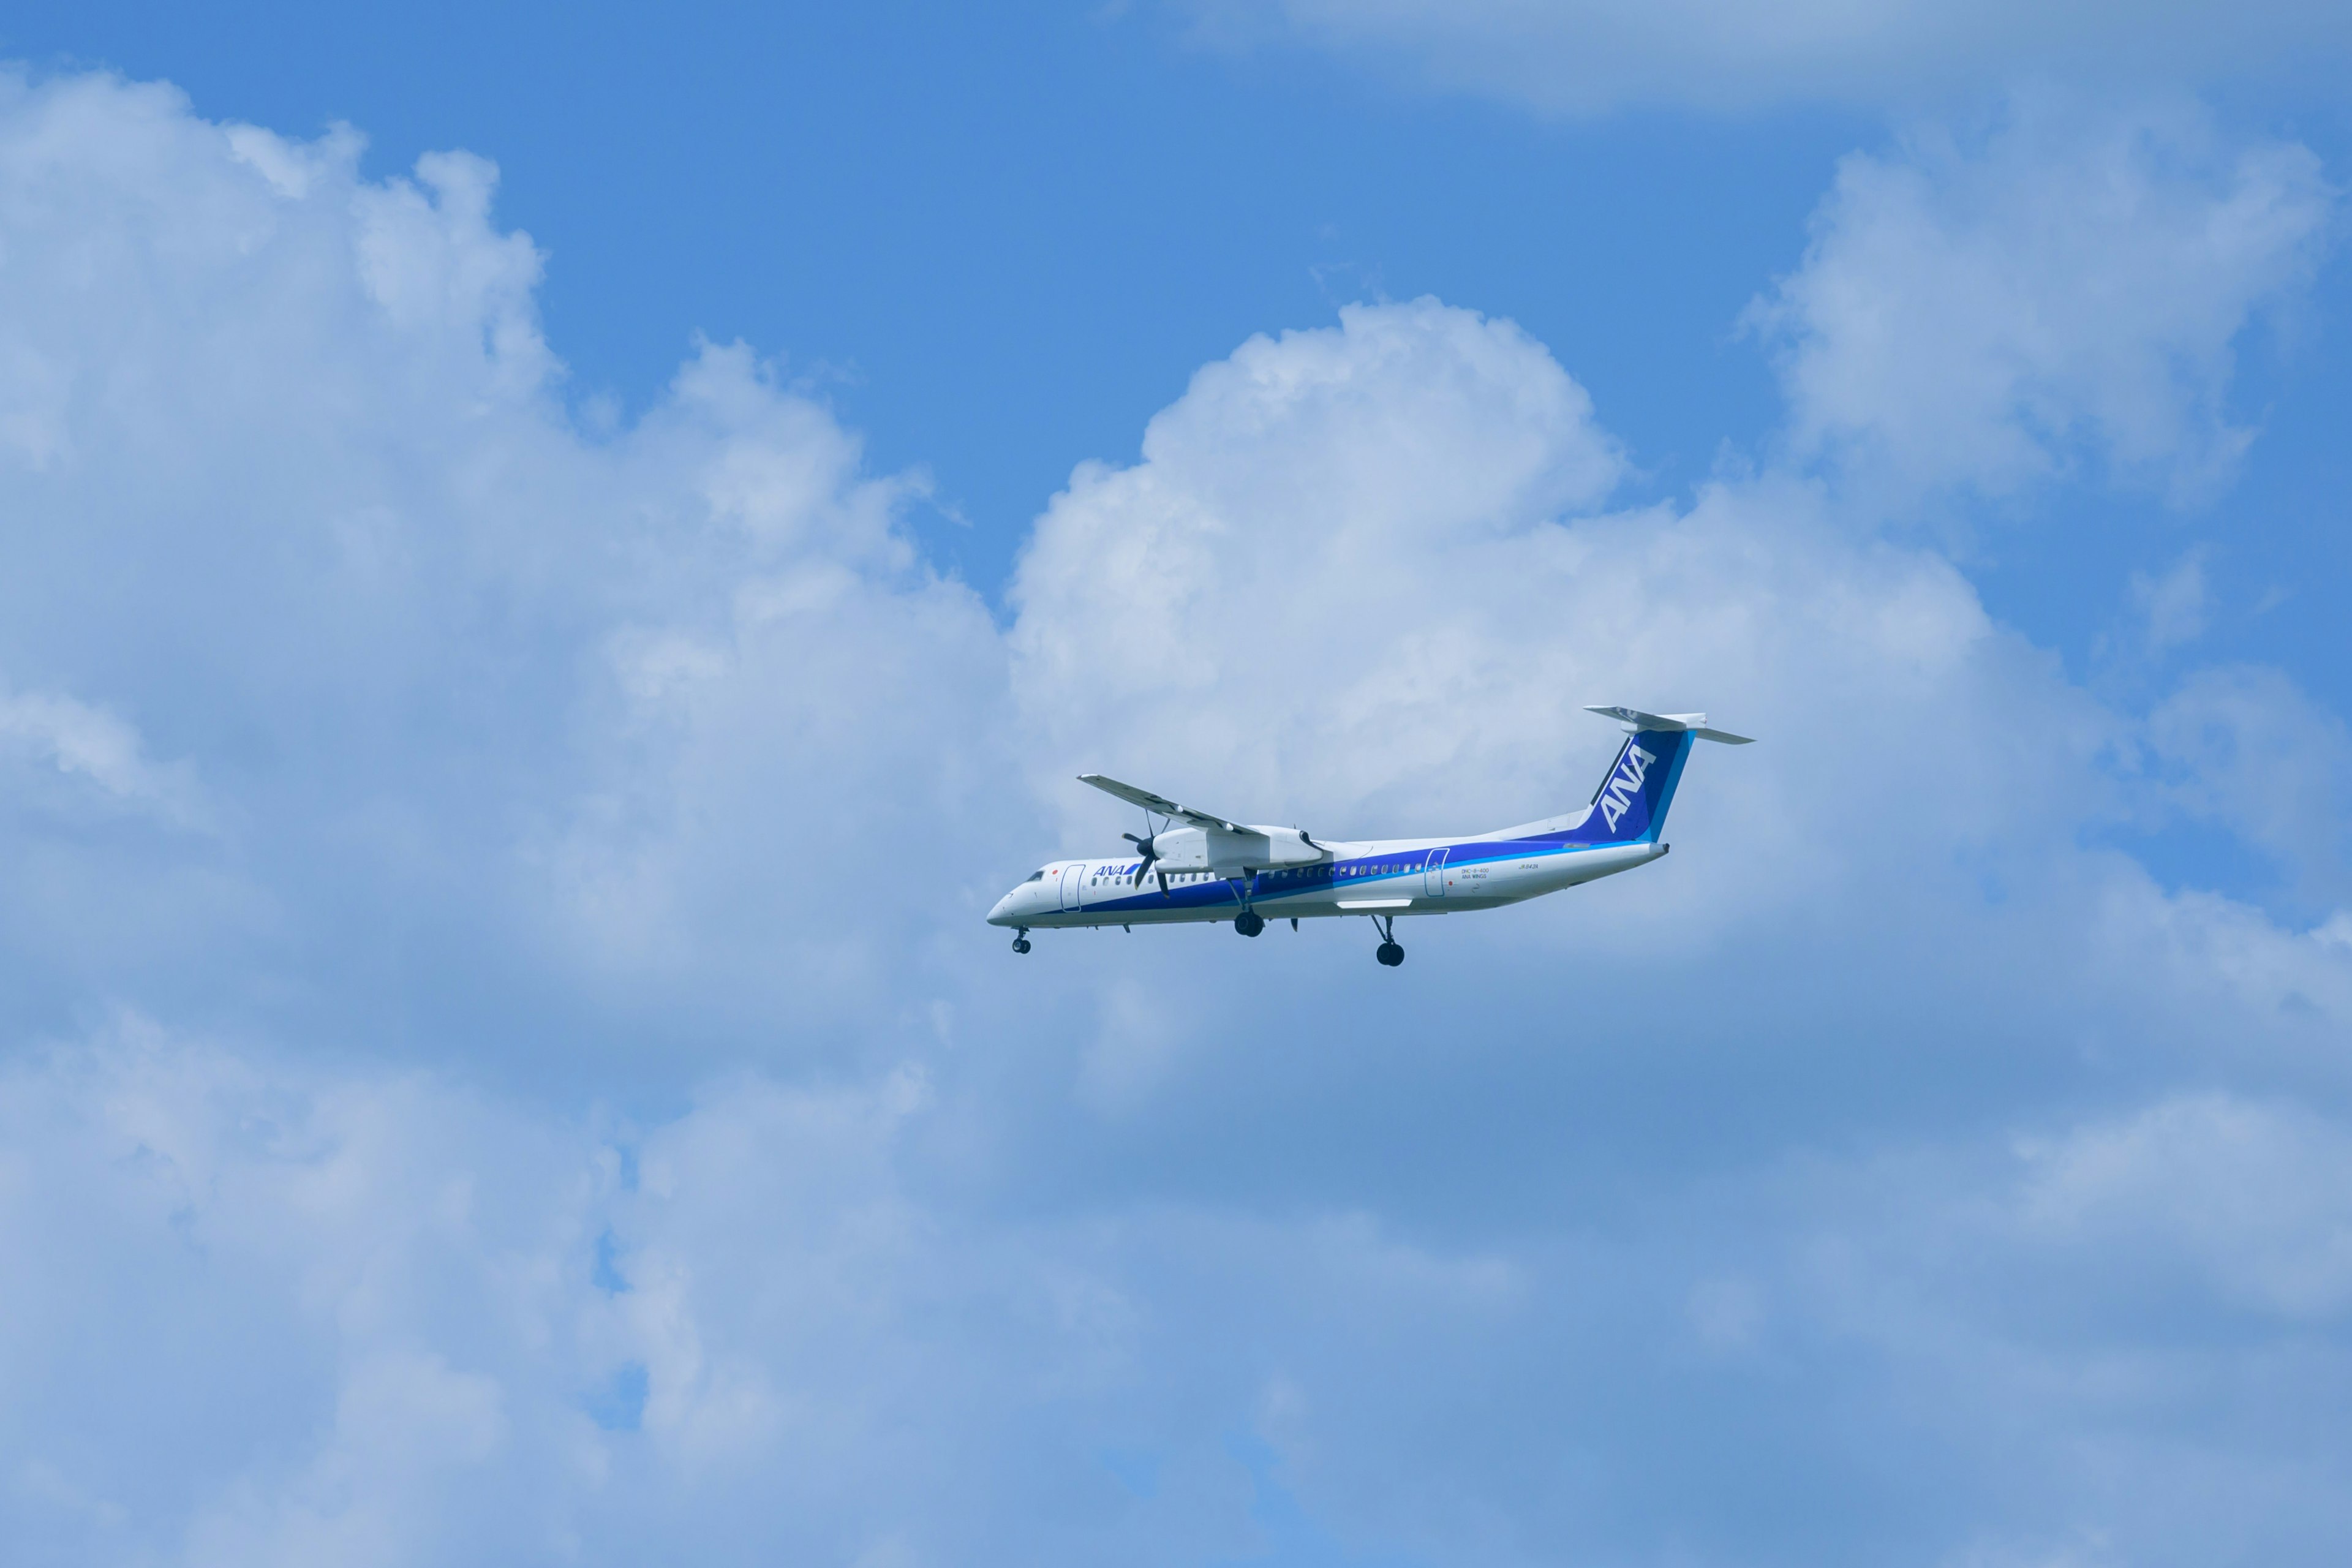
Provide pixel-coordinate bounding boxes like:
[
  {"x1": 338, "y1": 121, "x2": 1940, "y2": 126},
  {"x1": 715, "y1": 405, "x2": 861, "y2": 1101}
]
[
  {"x1": 1569, "y1": 706, "x2": 1753, "y2": 844},
  {"x1": 1580, "y1": 728, "x2": 1695, "y2": 843}
]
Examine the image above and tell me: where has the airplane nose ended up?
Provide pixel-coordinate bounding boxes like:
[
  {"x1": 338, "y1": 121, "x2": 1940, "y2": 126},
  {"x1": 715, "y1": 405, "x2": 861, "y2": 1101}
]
[{"x1": 986, "y1": 893, "x2": 1014, "y2": 926}]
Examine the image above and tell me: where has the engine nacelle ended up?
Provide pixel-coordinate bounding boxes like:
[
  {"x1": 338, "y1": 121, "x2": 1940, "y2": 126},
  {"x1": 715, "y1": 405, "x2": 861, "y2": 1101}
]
[{"x1": 1146, "y1": 824, "x2": 1328, "y2": 875}]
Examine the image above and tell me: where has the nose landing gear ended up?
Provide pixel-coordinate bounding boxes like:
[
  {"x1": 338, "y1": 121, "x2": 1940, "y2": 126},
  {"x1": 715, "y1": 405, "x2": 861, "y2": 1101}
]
[
  {"x1": 1369, "y1": 913, "x2": 1404, "y2": 967},
  {"x1": 1011, "y1": 928, "x2": 1031, "y2": 954}
]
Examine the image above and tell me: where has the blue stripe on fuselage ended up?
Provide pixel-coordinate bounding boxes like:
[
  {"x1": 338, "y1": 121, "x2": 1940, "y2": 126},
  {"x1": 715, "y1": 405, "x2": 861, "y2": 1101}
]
[{"x1": 1068, "y1": 835, "x2": 1618, "y2": 918}]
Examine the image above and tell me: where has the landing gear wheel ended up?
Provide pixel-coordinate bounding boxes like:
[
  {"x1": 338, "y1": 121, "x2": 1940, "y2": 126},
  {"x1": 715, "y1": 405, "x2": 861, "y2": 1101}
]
[
  {"x1": 1234, "y1": 911, "x2": 1265, "y2": 938},
  {"x1": 1011, "y1": 929, "x2": 1031, "y2": 954},
  {"x1": 1376, "y1": 941, "x2": 1404, "y2": 967}
]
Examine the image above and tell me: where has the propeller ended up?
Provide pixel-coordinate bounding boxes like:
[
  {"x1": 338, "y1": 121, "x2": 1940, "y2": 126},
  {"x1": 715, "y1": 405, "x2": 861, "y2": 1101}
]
[{"x1": 1125, "y1": 812, "x2": 1169, "y2": 892}]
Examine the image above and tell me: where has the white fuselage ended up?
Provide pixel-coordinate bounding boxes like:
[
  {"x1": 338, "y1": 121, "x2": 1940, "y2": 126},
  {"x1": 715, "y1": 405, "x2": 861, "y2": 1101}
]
[{"x1": 986, "y1": 832, "x2": 1665, "y2": 930}]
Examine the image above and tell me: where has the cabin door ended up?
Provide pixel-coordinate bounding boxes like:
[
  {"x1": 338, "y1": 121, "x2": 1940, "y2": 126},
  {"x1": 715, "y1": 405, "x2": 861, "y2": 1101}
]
[
  {"x1": 1422, "y1": 848, "x2": 1449, "y2": 897},
  {"x1": 1058, "y1": 864, "x2": 1084, "y2": 911}
]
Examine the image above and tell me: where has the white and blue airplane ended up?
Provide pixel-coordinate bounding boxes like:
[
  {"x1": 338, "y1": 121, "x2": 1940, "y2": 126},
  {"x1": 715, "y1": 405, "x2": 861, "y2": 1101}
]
[{"x1": 988, "y1": 706, "x2": 1752, "y2": 965}]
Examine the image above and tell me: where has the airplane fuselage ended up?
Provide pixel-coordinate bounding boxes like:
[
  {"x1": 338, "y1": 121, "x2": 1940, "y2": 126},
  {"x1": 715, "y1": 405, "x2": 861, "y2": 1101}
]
[{"x1": 988, "y1": 834, "x2": 1665, "y2": 930}]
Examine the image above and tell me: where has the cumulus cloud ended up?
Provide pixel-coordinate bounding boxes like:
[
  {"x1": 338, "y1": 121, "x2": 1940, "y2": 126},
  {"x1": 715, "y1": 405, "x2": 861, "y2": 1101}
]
[
  {"x1": 14, "y1": 1017, "x2": 2352, "y2": 1566},
  {"x1": 1185, "y1": 0, "x2": 2352, "y2": 117},
  {"x1": 0, "y1": 1018, "x2": 1515, "y2": 1565},
  {"x1": 1748, "y1": 100, "x2": 2333, "y2": 507},
  {"x1": 1010, "y1": 299, "x2": 1630, "y2": 834},
  {"x1": 3, "y1": 61, "x2": 2352, "y2": 1568},
  {"x1": 0, "y1": 69, "x2": 1016, "y2": 1068}
]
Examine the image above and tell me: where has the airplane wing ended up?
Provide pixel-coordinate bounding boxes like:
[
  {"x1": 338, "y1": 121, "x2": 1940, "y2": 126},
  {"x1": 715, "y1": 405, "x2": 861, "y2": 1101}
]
[{"x1": 1077, "y1": 774, "x2": 1249, "y2": 834}]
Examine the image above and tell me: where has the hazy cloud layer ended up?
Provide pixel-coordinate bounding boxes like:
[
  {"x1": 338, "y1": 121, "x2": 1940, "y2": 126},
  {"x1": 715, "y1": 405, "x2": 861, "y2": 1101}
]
[
  {"x1": 2, "y1": 66, "x2": 2350, "y2": 1567},
  {"x1": 1188, "y1": 0, "x2": 2352, "y2": 116}
]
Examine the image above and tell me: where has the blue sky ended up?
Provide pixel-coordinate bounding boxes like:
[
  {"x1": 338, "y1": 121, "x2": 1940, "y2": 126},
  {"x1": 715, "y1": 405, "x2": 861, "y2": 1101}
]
[{"x1": 2, "y1": 4, "x2": 2352, "y2": 1566}]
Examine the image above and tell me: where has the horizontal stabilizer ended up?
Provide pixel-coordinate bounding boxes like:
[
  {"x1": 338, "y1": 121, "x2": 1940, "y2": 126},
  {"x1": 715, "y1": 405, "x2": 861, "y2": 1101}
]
[{"x1": 1583, "y1": 705, "x2": 1754, "y2": 745}]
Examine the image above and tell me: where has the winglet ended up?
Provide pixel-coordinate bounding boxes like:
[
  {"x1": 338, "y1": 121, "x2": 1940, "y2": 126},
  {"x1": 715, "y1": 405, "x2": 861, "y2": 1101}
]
[{"x1": 1583, "y1": 705, "x2": 1755, "y2": 745}]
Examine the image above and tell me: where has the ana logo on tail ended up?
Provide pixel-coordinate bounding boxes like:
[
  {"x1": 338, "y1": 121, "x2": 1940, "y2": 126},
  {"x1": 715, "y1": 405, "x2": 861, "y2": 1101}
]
[{"x1": 1598, "y1": 743, "x2": 1657, "y2": 832}]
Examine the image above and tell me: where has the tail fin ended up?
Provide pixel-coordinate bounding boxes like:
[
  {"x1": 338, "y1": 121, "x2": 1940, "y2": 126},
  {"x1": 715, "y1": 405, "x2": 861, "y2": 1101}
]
[{"x1": 1574, "y1": 706, "x2": 1753, "y2": 844}]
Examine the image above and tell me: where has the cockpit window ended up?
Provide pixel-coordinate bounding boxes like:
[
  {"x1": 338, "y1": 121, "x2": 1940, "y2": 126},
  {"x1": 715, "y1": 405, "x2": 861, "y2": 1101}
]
[{"x1": 1023, "y1": 870, "x2": 1045, "y2": 882}]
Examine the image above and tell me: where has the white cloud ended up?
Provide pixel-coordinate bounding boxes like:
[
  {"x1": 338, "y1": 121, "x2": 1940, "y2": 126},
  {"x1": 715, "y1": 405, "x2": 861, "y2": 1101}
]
[
  {"x1": 0, "y1": 70, "x2": 1017, "y2": 1058},
  {"x1": 17, "y1": 1015, "x2": 2352, "y2": 1566},
  {"x1": 1187, "y1": 0, "x2": 2352, "y2": 117},
  {"x1": 1747, "y1": 100, "x2": 2333, "y2": 507},
  {"x1": 1010, "y1": 298, "x2": 1632, "y2": 837},
  {"x1": 0, "y1": 1021, "x2": 1309, "y2": 1564},
  {"x1": 349, "y1": 150, "x2": 553, "y2": 402}
]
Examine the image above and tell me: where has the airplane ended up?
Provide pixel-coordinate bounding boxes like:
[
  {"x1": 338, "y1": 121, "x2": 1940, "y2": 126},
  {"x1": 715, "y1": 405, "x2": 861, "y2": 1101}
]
[{"x1": 987, "y1": 706, "x2": 1752, "y2": 965}]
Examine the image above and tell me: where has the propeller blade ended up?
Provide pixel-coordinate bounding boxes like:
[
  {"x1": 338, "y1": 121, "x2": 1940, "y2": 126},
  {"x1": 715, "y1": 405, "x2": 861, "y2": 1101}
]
[
  {"x1": 1126, "y1": 811, "x2": 1167, "y2": 891},
  {"x1": 1122, "y1": 831, "x2": 1158, "y2": 886}
]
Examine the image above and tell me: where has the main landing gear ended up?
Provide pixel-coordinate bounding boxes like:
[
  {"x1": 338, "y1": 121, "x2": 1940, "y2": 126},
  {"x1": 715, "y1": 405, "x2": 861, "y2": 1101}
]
[
  {"x1": 1231, "y1": 873, "x2": 1265, "y2": 938},
  {"x1": 1011, "y1": 927, "x2": 1031, "y2": 954},
  {"x1": 1370, "y1": 913, "x2": 1404, "y2": 968}
]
